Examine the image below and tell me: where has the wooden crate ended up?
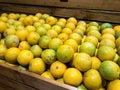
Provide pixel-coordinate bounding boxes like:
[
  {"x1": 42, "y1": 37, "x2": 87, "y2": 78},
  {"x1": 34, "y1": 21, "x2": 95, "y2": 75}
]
[{"x1": 0, "y1": 0, "x2": 120, "y2": 90}]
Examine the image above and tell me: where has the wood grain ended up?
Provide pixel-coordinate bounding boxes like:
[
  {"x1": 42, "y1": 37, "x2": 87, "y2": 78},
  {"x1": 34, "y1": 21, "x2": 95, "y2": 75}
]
[
  {"x1": 0, "y1": 3, "x2": 120, "y2": 23},
  {"x1": 0, "y1": 63, "x2": 77, "y2": 90},
  {"x1": 0, "y1": 0, "x2": 120, "y2": 11}
]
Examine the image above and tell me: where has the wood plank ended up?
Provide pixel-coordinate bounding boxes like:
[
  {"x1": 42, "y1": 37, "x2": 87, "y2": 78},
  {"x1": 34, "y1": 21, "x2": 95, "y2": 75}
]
[
  {"x1": 0, "y1": 3, "x2": 120, "y2": 23},
  {"x1": 0, "y1": 82, "x2": 15, "y2": 90},
  {"x1": 0, "y1": 74, "x2": 37, "y2": 90},
  {"x1": 0, "y1": 63, "x2": 77, "y2": 90},
  {"x1": 0, "y1": 0, "x2": 120, "y2": 11}
]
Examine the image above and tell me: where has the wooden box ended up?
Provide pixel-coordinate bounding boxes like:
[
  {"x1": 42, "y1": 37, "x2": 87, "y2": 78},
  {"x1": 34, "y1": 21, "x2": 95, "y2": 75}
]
[{"x1": 0, "y1": 0, "x2": 120, "y2": 90}]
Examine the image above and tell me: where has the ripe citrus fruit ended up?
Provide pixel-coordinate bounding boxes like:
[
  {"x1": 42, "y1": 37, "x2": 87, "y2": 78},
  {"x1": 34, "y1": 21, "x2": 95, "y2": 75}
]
[
  {"x1": 107, "y1": 79, "x2": 120, "y2": 90},
  {"x1": 49, "y1": 38, "x2": 63, "y2": 50},
  {"x1": 58, "y1": 33, "x2": 68, "y2": 42},
  {"x1": 99, "y1": 39, "x2": 115, "y2": 48},
  {"x1": 46, "y1": 29, "x2": 58, "y2": 38},
  {"x1": 29, "y1": 58, "x2": 46, "y2": 74},
  {"x1": 86, "y1": 26, "x2": 99, "y2": 33},
  {"x1": 18, "y1": 41, "x2": 31, "y2": 50},
  {"x1": 36, "y1": 26, "x2": 47, "y2": 36},
  {"x1": 0, "y1": 21, "x2": 7, "y2": 33},
  {"x1": 65, "y1": 22, "x2": 75, "y2": 30},
  {"x1": 41, "y1": 49, "x2": 56, "y2": 65},
  {"x1": 56, "y1": 21, "x2": 65, "y2": 28},
  {"x1": 38, "y1": 35, "x2": 51, "y2": 49},
  {"x1": 8, "y1": 13, "x2": 17, "y2": 20},
  {"x1": 87, "y1": 21, "x2": 99, "y2": 27},
  {"x1": 77, "y1": 84, "x2": 87, "y2": 90},
  {"x1": 27, "y1": 31, "x2": 40, "y2": 45},
  {"x1": 102, "y1": 28, "x2": 115, "y2": 35},
  {"x1": 16, "y1": 29, "x2": 28, "y2": 41},
  {"x1": 46, "y1": 16, "x2": 57, "y2": 26},
  {"x1": 99, "y1": 61, "x2": 119, "y2": 80},
  {"x1": 73, "y1": 52, "x2": 92, "y2": 72},
  {"x1": 5, "y1": 47, "x2": 20, "y2": 64},
  {"x1": 25, "y1": 25, "x2": 36, "y2": 32},
  {"x1": 42, "y1": 23, "x2": 51, "y2": 30},
  {"x1": 83, "y1": 69, "x2": 102, "y2": 90},
  {"x1": 4, "y1": 34, "x2": 19, "y2": 48},
  {"x1": 17, "y1": 50, "x2": 34, "y2": 66},
  {"x1": 57, "y1": 45, "x2": 74, "y2": 63},
  {"x1": 64, "y1": 39, "x2": 78, "y2": 52},
  {"x1": 101, "y1": 33, "x2": 115, "y2": 42},
  {"x1": 41, "y1": 71, "x2": 55, "y2": 80},
  {"x1": 69, "y1": 33, "x2": 82, "y2": 45},
  {"x1": 3, "y1": 28, "x2": 16, "y2": 37},
  {"x1": 100, "y1": 23, "x2": 113, "y2": 31},
  {"x1": 62, "y1": 28, "x2": 72, "y2": 35},
  {"x1": 56, "y1": 78, "x2": 64, "y2": 83},
  {"x1": 0, "y1": 44, "x2": 7, "y2": 59},
  {"x1": 30, "y1": 45, "x2": 42, "y2": 57},
  {"x1": 63, "y1": 68, "x2": 82, "y2": 86},
  {"x1": 91, "y1": 56, "x2": 101, "y2": 70},
  {"x1": 73, "y1": 28, "x2": 84, "y2": 37},
  {"x1": 97, "y1": 46, "x2": 116, "y2": 61},
  {"x1": 114, "y1": 25, "x2": 120, "y2": 33},
  {"x1": 52, "y1": 24, "x2": 62, "y2": 34},
  {"x1": 41, "y1": 14, "x2": 49, "y2": 20},
  {"x1": 84, "y1": 36, "x2": 98, "y2": 47},
  {"x1": 115, "y1": 37, "x2": 120, "y2": 48},
  {"x1": 67, "y1": 17, "x2": 77, "y2": 25},
  {"x1": 23, "y1": 16, "x2": 33, "y2": 26},
  {"x1": 50, "y1": 61, "x2": 67, "y2": 78},
  {"x1": 78, "y1": 42, "x2": 96, "y2": 56}
]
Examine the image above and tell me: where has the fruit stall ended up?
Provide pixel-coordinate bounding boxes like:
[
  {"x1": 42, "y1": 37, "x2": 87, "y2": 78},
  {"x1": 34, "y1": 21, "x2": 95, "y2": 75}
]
[{"x1": 0, "y1": 0, "x2": 120, "y2": 90}]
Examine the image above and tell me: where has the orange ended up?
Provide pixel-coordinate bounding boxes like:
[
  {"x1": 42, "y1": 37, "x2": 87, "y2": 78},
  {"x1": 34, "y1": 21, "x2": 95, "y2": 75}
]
[
  {"x1": 101, "y1": 33, "x2": 115, "y2": 42},
  {"x1": 102, "y1": 28, "x2": 115, "y2": 35},
  {"x1": 23, "y1": 16, "x2": 33, "y2": 26},
  {"x1": 64, "y1": 39, "x2": 78, "y2": 52},
  {"x1": 0, "y1": 16, "x2": 8, "y2": 22},
  {"x1": 91, "y1": 56, "x2": 101, "y2": 70},
  {"x1": 38, "y1": 35, "x2": 51, "y2": 49},
  {"x1": 29, "y1": 58, "x2": 46, "y2": 74},
  {"x1": 25, "y1": 25, "x2": 36, "y2": 32},
  {"x1": 46, "y1": 16, "x2": 57, "y2": 26},
  {"x1": 67, "y1": 17, "x2": 77, "y2": 25},
  {"x1": 69, "y1": 33, "x2": 82, "y2": 45},
  {"x1": 76, "y1": 25, "x2": 86, "y2": 33},
  {"x1": 99, "y1": 39, "x2": 115, "y2": 48},
  {"x1": 41, "y1": 71, "x2": 55, "y2": 80},
  {"x1": 57, "y1": 45, "x2": 74, "y2": 63},
  {"x1": 42, "y1": 23, "x2": 51, "y2": 30},
  {"x1": 62, "y1": 28, "x2": 72, "y2": 35},
  {"x1": 58, "y1": 18, "x2": 67, "y2": 24},
  {"x1": 56, "y1": 78, "x2": 64, "y2": 83},
  {"x1": 49, "y1": 38, "x2": 63, "y2": 50},
  {"x1": 107, "y1": 79, "x2": 120, "y2": 90},
  {"x1": 17, "y1": 50, "x2": 34, "y2": 66},
  {"x1": 3, "y1": 28, "x2": 16, "y2": 37},
  {"x1": 87, "y1": 29, "x2": 101, "y2": 41},
  {"x1": 36, "y1": 26, "x2": 47, "y2": 36},
  {"x1": 52, "y1": 24, "x2": 62, "y2": 34},
  {"x1": 5, "y1": 47, "x2": 20, "y2": 64},
  {"x1": 16, "y1": 29, "x2": 28, "y2": 41},
  {"x1": 58, "y1": 33, "x2": 69, "y2": 42},
  {"x1": 18, "y1": 41, "x2": 31, "y2": 50},
  {"x1": 100, "y1": 23, "x2": 113, "y2": 31},
  {"x1": 30, "y1": 45, "x2": 42, "y2": 57},
  {"x1": 46, "y1": 29, "x2": 58, "y2": 38},
  {"x1": 32, "y1": 16, "x2": 39, "y2": 22},
  {"x1": 41, "y1": 14, "x2": 49, "y2": 20},
  {"x1": 41, "y1": 49, "x2": 56, "y2": 65},
  {"x1": 84, "y1": 36, "x2": 98, "y2": 47},
  {"x1": 0, "y1": 21, "x2": 7, "y2": 33},
  {"x1": 35, "y1": 13, "x2": 42, "y2": 19},
  {"x1": 73, "y1": 28, "x2": 84, "y2": 37},
  {"x1": 39, "y1": 19, "x2": 45, "y2": 24},
  {"x1": 0, "y1": 44, "x2": 7, "y2": 59},
  {"x1": 77, "y1": 20, "x2": 87, "y2": 27},
  {"x1": 86, "y1": 26, "x2": 99, "y2": 34},
  {"x1": 8, "y1": 13, "x2": 17, "y2": 20},
  {"x1": 79, "y1": 42, "x2": 96, "y2": 56},
  {"x1": 87, "y1": 21, "x2": 99, "y2": 28},
  {"x1": 77, "y1": 84, "x2": 87, "y2": 90},
  {"x1": 56, "y1": 21, "x2": 65, "y2": 28},
  {"x1": 99, "y1": 61, "x2": 119, "y2": 80},
  {"x1": 73, "y1": 52, "x2": 92, "y2": 72},
  {"x1": 50, "y1": 61, "x2": 67, "y2": 78},
  {"x1": 27, "y1": 31, "x2": 40, "y2": 45},
  {"x1": 1, "y1": 13, "x2": 8, "y2": 17},
  {"x1": 114, "y1": 25, "x2": 120, "y2": 33},
  {"x1": 4, "y1": 34, "x2": 19, "y2": 48},
  {"x1": 83, "y1": 69, "x2": 102, "y2": 90},
  {"x1": 97, "y1": 46, "x2": 116, "y2": 61},
  {"x1": 33, "y1": 21, "x2": 42, "y2": 28},
  {"x1": 116, "y1": 37, "x2": 120, "y2": 48},
  {"x1": 63, "y1": 68, "x2": 82, "y2": 86},
  {"x1": 65, "y1": 22, "x2": 75, "y2": 30}
]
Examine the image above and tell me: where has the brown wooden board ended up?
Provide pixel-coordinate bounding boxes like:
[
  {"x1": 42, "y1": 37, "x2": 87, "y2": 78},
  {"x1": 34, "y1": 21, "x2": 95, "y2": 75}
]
[
  {"x1": 0, "y1": 63, "x2": 77, "y2": 90},
  {"x1": 0, "y1": 3, "x2": 120, "y2": 23},
  {"x1": 0, "y1": 0, "x2": 120, "y2": 11}
]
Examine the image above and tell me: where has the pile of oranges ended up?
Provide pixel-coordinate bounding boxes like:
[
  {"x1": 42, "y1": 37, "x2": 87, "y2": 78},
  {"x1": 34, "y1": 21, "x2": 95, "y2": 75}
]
[{"x1": 0, "y1": 12, "x2": 120, "y2": 90}]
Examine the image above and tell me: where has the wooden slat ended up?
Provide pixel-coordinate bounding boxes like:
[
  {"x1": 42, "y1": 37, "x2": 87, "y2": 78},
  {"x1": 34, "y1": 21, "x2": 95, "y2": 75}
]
[
  {"x1": 0, "y1": 82, "x2": 15, "y2": 90},
  {"x1": 0, "y1": 74, "x2": 36, "y2": 90},
  {"x1": 0, "y1": 3, "x2": 120, "y2": 23},
  {"x1": 0, "y1": 0, "x2": 120, "y2": 11},
  {"x1": 0, "y1": 63, "x2": 77, "y2": 90}
]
